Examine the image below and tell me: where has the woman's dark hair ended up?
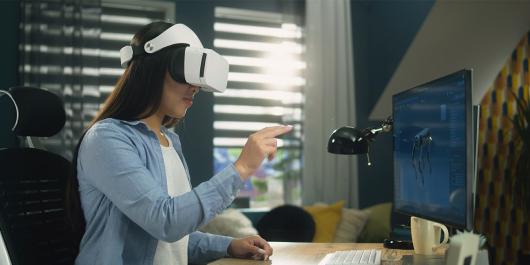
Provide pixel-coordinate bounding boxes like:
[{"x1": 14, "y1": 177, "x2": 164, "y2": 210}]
[{"x1": 65, "y1": 21, "x2": 182, "y2": 253}]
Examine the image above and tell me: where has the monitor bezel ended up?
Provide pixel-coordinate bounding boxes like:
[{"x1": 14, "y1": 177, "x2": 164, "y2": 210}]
[{"x1": 392, "y1": 69, "x2": 473, "y2": 231}]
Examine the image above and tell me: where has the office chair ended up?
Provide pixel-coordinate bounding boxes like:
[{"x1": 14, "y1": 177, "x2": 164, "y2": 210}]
[
  {"x1": 256, "y1": 205, "x2": 315, "y2": 242},
  {"x1": 0, "y1": 229, "x2": 12, "y2": 265},
  {"x1": 0, "y1": 86, "x2": 77, "y2": 265}
]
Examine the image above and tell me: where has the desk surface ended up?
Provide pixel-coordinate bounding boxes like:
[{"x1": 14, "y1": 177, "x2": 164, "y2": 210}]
[{"x1": 208, "y1": 242, "x2": 418, "y2": 265}]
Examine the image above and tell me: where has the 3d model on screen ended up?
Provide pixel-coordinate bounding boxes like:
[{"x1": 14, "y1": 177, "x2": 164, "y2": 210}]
[{"x1": 411, "y1": 128, "x2": 433, "y2": 187}]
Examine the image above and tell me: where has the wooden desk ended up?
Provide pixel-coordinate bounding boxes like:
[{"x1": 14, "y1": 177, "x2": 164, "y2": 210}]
[{"x1": 209, "y1": 242, "x2": 416, "y2": 265}]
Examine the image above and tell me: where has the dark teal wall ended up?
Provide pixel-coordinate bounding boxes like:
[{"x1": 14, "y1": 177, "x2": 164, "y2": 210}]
[
  {"x1": 351, "y1": 0, "x2": 434, "y2": 208},
  {"x1": 0, "y1": 0, "x2": 19, "y2": 148}
]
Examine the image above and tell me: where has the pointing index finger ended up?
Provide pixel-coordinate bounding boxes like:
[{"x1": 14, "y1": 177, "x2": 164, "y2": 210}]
[{"x1": 258, "y1": 125, "x2": 293, "y2": 138}]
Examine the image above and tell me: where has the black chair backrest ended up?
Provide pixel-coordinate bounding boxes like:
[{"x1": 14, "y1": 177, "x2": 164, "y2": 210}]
[
  {"x1": 0, "y1": 87, "x2": 76, "y2": 265},
  {"x1": 0, "y1": 149, "x2": 76, "y2": 265},
  {"x1": 6, "y1": 86, "x2": 66, "y2": 137},
  {"x1": 256, "y1": 205, "x2": 315, "y2": 242}
]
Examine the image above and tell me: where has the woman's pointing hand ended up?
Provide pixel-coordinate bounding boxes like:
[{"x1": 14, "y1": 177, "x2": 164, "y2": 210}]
[{"x1": 234, "y1": 125, "x2": 293, "y2": 180}]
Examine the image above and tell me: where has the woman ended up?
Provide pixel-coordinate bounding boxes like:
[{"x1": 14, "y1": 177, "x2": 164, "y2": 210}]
[{"x1": 71, "y1": 21, "x2": 290, "y2": 265}]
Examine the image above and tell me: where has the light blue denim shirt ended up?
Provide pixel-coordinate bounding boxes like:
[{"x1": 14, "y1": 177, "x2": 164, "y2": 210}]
[{"x1": 75, "y1": 118, "x2": 244, "y2": 265}]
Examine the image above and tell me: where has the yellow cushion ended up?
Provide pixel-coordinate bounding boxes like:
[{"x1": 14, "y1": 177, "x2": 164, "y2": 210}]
[{"x1": 304, "y1": 200, "x2": 345, "y2": 242}]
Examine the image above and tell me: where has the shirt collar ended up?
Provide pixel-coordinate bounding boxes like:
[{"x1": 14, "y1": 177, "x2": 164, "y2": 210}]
[
  {"x1": 119, "y1": 119, "x2": 144, "y2": 126},
  {"x1": 119, "y1": 119, "x2": 171, "y2": 134}
]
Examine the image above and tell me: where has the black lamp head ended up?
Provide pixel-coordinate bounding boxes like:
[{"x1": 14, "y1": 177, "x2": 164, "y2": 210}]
[
  {"x1": 327, "y1": 117, "x2": 392, "y2": 166},
  {"x1": 327, "y1": 126, "x2": 369, "y2": 155}
]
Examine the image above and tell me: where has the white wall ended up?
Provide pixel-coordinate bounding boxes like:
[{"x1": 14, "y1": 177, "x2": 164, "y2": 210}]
[{"x1": 370, "y1": 0, "x2": 530, "y2": 120}]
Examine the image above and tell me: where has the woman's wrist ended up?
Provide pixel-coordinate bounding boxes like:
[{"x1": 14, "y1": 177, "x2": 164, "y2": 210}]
[{"x1": 233, "y1": 160, "x2": 251, "y2": 180}]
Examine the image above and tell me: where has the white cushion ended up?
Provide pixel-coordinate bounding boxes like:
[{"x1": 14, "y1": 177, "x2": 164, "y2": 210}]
[
  {"x1": 199, "y1": 209, "x2": 258, "y2": 238},
  {"x1": 334, "y1": 207, "x2": 369, "y2": 243}
]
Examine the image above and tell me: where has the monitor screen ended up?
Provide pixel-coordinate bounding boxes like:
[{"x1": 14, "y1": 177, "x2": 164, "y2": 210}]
[{"x1": 393, "y1": 70, "x2": 472, "y2": 229}]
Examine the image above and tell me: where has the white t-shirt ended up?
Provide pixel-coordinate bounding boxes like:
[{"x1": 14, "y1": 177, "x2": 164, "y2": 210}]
[{"x1": 153, "y1": 136, "x2": 191, "y2": 265}]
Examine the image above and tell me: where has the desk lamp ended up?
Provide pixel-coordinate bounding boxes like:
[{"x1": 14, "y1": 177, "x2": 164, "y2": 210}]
[{"x1": 327, "y1": 117, "x2": 393, "y2": 166}]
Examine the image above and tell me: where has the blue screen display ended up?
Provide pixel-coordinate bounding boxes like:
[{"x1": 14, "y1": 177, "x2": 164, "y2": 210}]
[{"x1": 393, "y1": 71, "x2": 468, "y2": 227}]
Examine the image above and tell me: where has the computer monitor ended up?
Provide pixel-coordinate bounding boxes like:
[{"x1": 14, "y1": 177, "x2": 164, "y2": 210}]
[{"x1": 392, "y1": 69, "x2": 474, "y2": 231}]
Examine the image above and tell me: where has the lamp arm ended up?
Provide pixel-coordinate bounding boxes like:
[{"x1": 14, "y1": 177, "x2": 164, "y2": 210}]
[
  {"x1": 360, "y1": 116, "x2": 393, "y2": 166},
  {"x1": 370, "y1": 127, "x2": 384, "y2": 134},
  {"x1": 381, "y1": 116, "x2": 393, "y2": 132},
  {"x1": 363, "y1": 116, "x2": 393, "y2": 141}
]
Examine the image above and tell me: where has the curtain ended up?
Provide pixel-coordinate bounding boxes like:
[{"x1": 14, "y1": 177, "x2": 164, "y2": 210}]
[
  {"x1": 302, "y1": 0, "x2": 359, "y2": 208},
  {"x1": 475, "y1": 31, "x2": 530, "y2": 265},
  {"x1": 19, "y1": 0, "x2": 102, "y2": 160}
]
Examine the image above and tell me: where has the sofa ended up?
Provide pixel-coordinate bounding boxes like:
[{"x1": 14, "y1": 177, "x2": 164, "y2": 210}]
[{"x1": 199, "y1": 202, "x2": 395, "y2": 243}]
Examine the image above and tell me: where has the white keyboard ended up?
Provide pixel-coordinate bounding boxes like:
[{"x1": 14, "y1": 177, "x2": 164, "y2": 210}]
[{"x1": 318, "y1": 249, "x2": 381, "y2": 265}]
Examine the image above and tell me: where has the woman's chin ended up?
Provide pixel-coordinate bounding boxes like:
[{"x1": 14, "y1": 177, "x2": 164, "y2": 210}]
[
  {"x1": 169, "y1": 109, "x2": 186, "y2": 118},
  {"x1": 166, "y1": 105, "x2": 189, "y2": 118},
  {"x1": 180, "y1": 108, "x2": 188, "y2": 116}
]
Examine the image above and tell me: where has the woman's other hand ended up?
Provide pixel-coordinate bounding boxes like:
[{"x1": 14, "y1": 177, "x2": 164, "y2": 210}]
[{"x1": 227, "y1": 235, "x2": 273, "y2": 260}]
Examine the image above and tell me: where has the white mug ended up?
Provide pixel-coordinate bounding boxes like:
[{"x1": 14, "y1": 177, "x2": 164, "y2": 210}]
[{"x1": 410, "y1": 216, "x2": 449, "y2": 255}]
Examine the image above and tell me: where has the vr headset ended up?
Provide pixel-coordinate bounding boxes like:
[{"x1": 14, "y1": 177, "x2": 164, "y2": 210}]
[{"x1": 119, "y1": 24, "x2": 228, "y2": 93}]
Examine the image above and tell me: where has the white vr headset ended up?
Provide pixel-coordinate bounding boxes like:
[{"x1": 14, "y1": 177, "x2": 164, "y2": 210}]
[{"x1": 119, "y1": 24, "x2": 228, "y2": 93}]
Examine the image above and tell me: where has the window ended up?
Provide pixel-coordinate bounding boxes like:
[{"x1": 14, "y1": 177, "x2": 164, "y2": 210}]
[
  {"x1": 212, "y1": 7, "x2": 305, "y2": 209},
  {"x1": 19, "y1": 0, "x2": 174, "y2": 159}
]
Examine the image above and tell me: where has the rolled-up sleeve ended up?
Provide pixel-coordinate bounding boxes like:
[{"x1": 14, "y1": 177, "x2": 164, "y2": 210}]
[{"x1": 78, "y1": 123, "x2": 244, "y2": 242}]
